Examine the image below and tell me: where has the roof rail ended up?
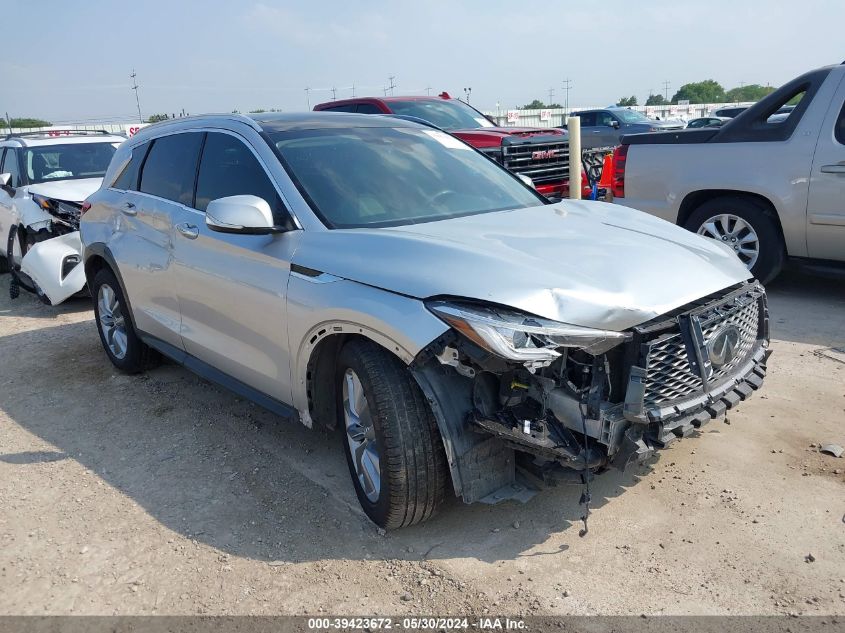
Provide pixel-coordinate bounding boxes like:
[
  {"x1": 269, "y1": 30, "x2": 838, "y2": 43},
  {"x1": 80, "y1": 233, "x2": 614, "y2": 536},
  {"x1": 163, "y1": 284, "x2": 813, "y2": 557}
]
[{"x1": 3, "y1": 129, "x2": 118, "y2": 140}]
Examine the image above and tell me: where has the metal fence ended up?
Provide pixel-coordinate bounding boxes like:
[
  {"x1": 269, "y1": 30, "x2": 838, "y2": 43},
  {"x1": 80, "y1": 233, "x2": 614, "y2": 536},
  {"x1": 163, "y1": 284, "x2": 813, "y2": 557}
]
[
  {"x1": 3, "y1": 123, "x2": 138, "y2": 136},
  {"x1": 484, "y1": 102, "x2": 755, "y2": 128}
]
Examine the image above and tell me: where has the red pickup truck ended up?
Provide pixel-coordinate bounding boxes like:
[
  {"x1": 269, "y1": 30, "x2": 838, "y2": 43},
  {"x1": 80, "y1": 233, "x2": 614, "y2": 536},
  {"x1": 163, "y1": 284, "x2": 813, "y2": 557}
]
[{"x1": 314, "y1": 93, "x2": 586, "y2": 199}]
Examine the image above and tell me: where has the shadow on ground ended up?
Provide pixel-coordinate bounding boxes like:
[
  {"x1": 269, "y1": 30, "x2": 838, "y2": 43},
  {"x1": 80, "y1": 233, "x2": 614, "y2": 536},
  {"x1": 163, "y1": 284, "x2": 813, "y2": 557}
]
[{"x1": 0, "y1": 268, "x2": 841, "y2": 566}]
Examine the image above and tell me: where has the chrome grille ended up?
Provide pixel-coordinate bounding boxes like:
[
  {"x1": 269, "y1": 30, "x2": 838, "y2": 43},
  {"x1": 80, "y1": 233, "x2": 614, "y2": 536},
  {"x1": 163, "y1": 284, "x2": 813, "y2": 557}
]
[
  {"x1": 502, "y1": 141, "x2": 570, "y2": 184},
  {"x1": 643, "y1": 292, "x2": 761, "y2": 408}
]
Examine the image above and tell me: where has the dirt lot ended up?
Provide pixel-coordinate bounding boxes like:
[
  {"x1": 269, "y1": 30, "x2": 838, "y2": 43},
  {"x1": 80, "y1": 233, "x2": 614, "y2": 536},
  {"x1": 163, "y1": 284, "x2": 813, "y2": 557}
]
[{"x1": 0, "y1": 270, "x2": 843, "y2": 616}]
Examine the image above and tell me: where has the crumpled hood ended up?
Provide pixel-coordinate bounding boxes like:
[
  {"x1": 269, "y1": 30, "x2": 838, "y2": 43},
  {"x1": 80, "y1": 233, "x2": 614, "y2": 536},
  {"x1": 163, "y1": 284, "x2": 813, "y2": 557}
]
[
  {"x1": 26, "y1": 177, "x2": 102, "y2": 203},
  {"x1": 292, "y1": 201, "x2": 752, "y2": 331}
]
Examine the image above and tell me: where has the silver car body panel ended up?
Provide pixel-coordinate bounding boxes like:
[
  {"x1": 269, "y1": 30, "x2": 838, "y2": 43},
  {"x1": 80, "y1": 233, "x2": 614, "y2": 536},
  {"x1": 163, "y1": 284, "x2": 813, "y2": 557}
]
[
  {"x1": 286, "y1": 275, "x2": 449, "y2": 426},
  {"x1": 80, "y1": 112, "x2": 770, "y2": 505},
  {"x1": 291, "y1": 200, "x2": 751, "y2": 332}
]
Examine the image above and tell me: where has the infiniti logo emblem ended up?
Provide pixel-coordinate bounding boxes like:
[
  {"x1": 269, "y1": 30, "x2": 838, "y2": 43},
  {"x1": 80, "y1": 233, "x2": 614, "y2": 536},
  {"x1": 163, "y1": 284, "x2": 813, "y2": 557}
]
[{"x1": 707, "y1": 325, "x2": 741, "y2": 369}]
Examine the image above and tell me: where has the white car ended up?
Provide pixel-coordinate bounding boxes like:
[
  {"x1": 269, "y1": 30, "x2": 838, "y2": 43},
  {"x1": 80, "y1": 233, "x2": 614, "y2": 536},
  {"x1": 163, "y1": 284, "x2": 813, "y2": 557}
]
[{"x1": 0, "y1": 129, "x2": 124, "y2": 304}]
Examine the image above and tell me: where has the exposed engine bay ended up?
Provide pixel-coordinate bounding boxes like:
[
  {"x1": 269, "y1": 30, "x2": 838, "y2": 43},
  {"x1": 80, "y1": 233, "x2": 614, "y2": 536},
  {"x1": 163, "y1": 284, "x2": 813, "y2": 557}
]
[
  {"x1": 412, "y1": 282, "x2": 770, "y2": 505},
  {"x1": 8, "y1": 193, "x2": 86, "y2": 305}
]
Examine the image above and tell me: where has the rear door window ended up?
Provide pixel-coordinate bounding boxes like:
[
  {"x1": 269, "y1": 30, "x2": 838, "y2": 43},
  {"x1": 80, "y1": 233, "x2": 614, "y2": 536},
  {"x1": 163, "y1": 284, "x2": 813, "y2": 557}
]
[
  {"x1": 356, "y1": 103, "x2": 383, "y2": 114},
  {"x1": 835, "y1": 100, "x2": 845, "y2": 145},
  {"x1": 577, "y1": 112, "x2": 596, "y2": 126},
  {"x1": 139, "y1": 133, "x2": 203, "y2": 205},
  {"x1": 321, "y1": 104, "x2": 358, "y2": 112},
  {"x1": 194, "y1": 132, "x2": 290, "y2": 226}
]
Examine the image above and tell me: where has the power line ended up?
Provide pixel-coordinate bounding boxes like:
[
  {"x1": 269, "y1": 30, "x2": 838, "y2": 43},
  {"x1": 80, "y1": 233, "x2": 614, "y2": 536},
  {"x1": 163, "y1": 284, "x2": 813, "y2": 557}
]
[
  {"x1": 562, "y1": 79, "x2": 572, "y2": 114},
  {"x1": 130, "y1": 69, "x2": 143, "y2": 123}
]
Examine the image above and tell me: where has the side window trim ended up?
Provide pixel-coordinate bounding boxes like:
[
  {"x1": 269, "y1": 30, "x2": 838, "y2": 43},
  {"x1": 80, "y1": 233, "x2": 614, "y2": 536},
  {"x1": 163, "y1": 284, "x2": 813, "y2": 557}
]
[{"x1": 190, "y1": 132, "x2": 208, "y2": 209}]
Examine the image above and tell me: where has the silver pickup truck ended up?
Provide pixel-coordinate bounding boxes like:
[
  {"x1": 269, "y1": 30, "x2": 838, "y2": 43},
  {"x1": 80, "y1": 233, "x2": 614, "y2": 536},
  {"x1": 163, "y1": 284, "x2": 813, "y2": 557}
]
[{"x1": 612, "y1": 62, "x2": 845, "y2": 283}]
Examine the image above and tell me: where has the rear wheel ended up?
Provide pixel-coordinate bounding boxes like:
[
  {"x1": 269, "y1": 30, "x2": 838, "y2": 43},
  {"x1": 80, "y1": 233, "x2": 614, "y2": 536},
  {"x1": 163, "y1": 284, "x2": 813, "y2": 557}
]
[
  {"x1": 91, "y1": 267, "x2": 158, "y2": 373},
  {"x1": 337, "y1": 339, "x2": 448, "y2": 529},
  {"x1": 685, "y1": 196, "x2": 785, "y2": 284}
]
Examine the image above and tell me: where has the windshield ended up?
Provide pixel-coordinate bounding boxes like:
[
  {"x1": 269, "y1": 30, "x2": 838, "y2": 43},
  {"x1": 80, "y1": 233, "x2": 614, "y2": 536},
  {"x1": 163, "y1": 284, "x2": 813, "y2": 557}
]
[
  {"x1": 271, "y1": 126, "x2": 544, "y2": 229},
  {"x1": 24, "y1": 142, "x2": 117, "y2": 184},
  {"x1": 614, "y1": 109, "x2": 650, "y2": 123},
  {"x1": 387, "y1": 99, "x2": 494, "y2": 130}
]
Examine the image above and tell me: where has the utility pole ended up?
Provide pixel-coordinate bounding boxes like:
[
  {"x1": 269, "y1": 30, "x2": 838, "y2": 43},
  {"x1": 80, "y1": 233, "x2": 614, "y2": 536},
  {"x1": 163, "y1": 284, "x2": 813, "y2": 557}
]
[
  {"x1": 425, "y1": 86, "x2": 432, "y2": 96},
  {"x1": 130, "y1": 69, "x2": 143, "y2": 123},
  {"x1": 352, "y1": 83, "x2": 356, "y2": 98},
  {"x1": 304, "y1": 87, "x2": 311, "y2": 109},
  {"x1": 331, "y1": 86, "x2": 337, "y2": 101},
  {"x1": 662, "y1": 80, "x2": 671, "y2": 103},
  {"x1": 463, "y1": 87, "x2": 472, "y2": 103},
  {"x1": 548, "y1": 87, "x2": 555, "y2": 106},
  {"x1": 388, "y1": 76, "x2": 396, "y2": 96},
  {"x1": 562, "y1": 78, "x2": 572, "y2": 114}
]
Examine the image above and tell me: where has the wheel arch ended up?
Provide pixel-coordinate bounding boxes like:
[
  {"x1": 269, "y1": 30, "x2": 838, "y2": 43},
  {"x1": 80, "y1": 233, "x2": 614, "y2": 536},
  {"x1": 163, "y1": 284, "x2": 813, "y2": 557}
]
[
  {"x1": 83, "y1": 243, "x2": 139, "y2": 331},
  {"x1": 297, "y1": 324, "x2": 470, "y2": 498},
  {"x1": 677, "y1": 189, "x2": 787, "y2": 252}
]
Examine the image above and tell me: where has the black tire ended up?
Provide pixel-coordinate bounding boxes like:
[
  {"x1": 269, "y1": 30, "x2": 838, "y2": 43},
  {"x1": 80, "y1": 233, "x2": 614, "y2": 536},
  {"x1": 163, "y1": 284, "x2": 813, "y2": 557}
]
[
  {"x1": 684, "y1": 196, "x2": 785, "y2": 284},
  {"x1": 337, "y1": 339, "x2": 449, "y2": 529},
  {"x1": 91, "y1": 267, "x2": 158, "y2": 373}
]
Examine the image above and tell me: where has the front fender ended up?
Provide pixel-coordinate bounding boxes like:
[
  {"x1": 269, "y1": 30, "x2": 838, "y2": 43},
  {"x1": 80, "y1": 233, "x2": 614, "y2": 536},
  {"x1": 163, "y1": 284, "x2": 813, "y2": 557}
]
[{"x1": 286, "y1": 273, "x2": 448, "y2": 425}]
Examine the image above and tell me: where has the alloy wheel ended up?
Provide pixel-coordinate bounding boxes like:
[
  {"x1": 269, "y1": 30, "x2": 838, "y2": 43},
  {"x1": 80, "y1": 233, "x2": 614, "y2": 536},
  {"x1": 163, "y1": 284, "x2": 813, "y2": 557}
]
[
  {"x1": 342, "y1": 368, "x2": 381, "y2": 503},
  {"x1": 97, "y1": 283, "x2": 128, "y2": 360},
  {"x1": 697, "y1": 213, "x2": 760, "y2": 269}
]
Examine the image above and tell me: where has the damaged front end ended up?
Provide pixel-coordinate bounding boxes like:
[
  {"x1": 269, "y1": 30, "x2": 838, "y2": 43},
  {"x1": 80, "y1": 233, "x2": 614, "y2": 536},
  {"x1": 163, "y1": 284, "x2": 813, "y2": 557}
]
[
  {"x1": 412, "y1": 282, "x2": 770, "y2": 505},
  {"x1": 8, "y1": 194, "x2": 86, "y2": 305}
]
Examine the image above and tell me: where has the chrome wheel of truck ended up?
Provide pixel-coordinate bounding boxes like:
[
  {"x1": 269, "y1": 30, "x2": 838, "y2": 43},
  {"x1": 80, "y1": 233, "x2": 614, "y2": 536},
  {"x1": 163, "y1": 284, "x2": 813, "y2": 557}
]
[
  {"x1": 685, "y1": 196, "x2": 785, "y2": 284},
  {"x1": 697, "y1": 213, "x2": 760, "y2": 269}
]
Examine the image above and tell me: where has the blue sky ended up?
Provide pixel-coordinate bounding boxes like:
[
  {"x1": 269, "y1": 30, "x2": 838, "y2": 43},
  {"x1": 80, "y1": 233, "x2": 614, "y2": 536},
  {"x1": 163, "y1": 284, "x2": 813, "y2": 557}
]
[{"x1": 2, "y1": 0, "x2": 842, "y2": 122}]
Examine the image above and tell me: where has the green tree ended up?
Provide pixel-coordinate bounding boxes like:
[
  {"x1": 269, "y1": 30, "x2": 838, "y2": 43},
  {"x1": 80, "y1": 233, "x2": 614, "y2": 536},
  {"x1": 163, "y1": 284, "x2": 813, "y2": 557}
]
[
  {"x1": 645, "y1": 94, "x2": 667, "y2": 106},
  {"x1": 671, "y1": 80, "x2": 726, "y2": 104},
  {"x1": 0, "y1": 117, "x2": 52, "y2": 128},
  {"x1": 617, "y1": 96, "x2": 638, "y2": 106},
  {"x1": 146, "y1": 113, "x2": 170, "y2": 123},
  {"x1": 521, "y1": 99, "x2": 546, "y2": 109},
  {"x1": 725, "y1": 84, "x2": 775, "y2": 102}
]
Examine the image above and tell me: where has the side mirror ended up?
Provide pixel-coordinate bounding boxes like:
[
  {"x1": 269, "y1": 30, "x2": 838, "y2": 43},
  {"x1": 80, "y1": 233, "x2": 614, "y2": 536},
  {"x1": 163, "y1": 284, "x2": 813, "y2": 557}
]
[
  {"x1": 610, "y1": 120, "x2": 620, "y2": 129},
  {"x1": 0, "y1": 173, "x2": 10, "y2": 187},
  {"x1": 206, "y1": 195, "x2": 279, "y2": 235},
  {"x1": 517, "y1": 174, "x2": 535, "y2": 189}
]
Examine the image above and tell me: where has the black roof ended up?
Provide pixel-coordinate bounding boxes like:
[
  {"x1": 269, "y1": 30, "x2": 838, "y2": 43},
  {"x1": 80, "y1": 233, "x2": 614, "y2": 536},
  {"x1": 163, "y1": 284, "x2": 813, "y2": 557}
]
[{"x1": 249, "y1": 112, "x2": 423, "y2": 132}]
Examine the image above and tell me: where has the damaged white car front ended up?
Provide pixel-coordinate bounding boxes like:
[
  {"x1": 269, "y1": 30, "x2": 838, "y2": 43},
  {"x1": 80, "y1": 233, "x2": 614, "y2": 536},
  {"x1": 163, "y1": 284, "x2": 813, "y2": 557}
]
[{"x1": 1, "y1": 131, "x2": 122, "y2": 305}]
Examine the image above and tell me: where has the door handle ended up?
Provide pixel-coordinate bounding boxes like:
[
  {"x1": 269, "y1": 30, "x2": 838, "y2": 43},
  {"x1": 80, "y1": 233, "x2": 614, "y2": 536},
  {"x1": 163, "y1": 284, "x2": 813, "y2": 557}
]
[
  {"x1": 176, "y1": 223, "x2": 199, "y2": 239},
  {"x1": 820, "y1": 164, "x2": 845, "y2": 174},
  {"x1": 121, "y1": 201, "x2": 137, "y2": 216}
]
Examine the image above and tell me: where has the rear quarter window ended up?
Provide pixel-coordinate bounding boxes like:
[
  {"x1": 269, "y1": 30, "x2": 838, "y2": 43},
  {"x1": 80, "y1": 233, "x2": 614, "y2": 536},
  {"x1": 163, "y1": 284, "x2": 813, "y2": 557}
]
[
  {"x1": 111, "y1": 142, "x2": 148, "y2": 190},
  {"x1": 836, "y1": 100, "x2": 845, "y2": 145}
]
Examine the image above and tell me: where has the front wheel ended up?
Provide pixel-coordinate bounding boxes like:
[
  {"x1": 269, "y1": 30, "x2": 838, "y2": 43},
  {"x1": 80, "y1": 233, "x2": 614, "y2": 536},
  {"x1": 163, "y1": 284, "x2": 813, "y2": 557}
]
[
  {"x1": 684, "y1": 196, "x2": 785, "y2": 284},
  {"x1": 337, "y1": 339, "x2": 449, "y2": 529}
]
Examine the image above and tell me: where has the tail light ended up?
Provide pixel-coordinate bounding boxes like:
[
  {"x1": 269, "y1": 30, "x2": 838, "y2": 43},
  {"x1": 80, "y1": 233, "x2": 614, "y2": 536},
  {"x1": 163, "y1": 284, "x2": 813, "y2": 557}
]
[
  {"x1": 611, "y1": 144, "x2": 628, "y2": 198},
  {"x1": 80, "y1": 201, "x2": 92, "y2": 215}
]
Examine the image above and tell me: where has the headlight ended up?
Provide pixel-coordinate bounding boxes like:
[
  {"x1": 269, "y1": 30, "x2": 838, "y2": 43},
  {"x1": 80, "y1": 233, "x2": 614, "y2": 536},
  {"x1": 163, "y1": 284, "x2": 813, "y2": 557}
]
[{"x1": 426, "y1": 300, "x2": 629, "y2": 362}]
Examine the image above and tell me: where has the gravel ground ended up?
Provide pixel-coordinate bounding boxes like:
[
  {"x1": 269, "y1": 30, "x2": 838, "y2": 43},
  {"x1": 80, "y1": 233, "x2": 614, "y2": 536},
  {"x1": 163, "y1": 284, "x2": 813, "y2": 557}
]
[{"x1": 0, "y1": 269, "x2": 843, "y2": 616}]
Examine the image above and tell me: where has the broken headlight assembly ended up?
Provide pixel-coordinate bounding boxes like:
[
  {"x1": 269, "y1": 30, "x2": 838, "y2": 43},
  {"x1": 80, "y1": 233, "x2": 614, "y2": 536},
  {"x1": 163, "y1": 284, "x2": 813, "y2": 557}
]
[{"x1": 426, "y1": 300, "x2": 630, "y2": 362}]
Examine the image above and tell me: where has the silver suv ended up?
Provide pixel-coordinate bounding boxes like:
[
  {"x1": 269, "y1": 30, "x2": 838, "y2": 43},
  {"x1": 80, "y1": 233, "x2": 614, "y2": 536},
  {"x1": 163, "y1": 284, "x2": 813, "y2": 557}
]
[{"x1": 81, "y1": 113, "x2": 770, "y2": 528}]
